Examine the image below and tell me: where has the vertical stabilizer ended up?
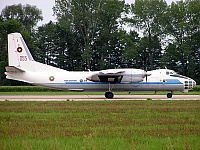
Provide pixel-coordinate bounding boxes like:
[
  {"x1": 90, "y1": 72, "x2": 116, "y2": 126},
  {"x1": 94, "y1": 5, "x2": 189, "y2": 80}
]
[
  {"x1": 8, "y1": 33, "x2": 34, "y2": 70},
  {"x1": 7, "y1": 33, "x2": 66, "y2": 72}
]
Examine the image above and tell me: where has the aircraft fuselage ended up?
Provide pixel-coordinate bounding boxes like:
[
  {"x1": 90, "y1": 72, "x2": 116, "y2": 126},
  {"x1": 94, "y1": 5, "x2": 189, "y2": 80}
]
[{"x1": 5, "y1": 33, "x2": 196, "y2": 99}]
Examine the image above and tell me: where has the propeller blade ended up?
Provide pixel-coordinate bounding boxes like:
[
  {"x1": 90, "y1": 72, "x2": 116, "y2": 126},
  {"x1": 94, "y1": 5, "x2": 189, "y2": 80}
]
[
  {"x1": 146, "y1": 74, "x2": 147, "y2": 82},
  {"x1": 145, "y1": 72, "x2": 151, "y2": 82}
]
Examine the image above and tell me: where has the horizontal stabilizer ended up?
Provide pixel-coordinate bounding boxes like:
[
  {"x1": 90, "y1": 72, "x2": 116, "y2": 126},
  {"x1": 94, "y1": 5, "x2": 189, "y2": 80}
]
[{"x1": 5, "y1": 66, "x2": 25, "y2": 73}]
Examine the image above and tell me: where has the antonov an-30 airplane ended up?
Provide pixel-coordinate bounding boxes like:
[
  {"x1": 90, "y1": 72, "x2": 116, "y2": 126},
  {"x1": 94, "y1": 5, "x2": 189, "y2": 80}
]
[{"x1": 5, "y1": 33, "x2": 196, "y2": 98}]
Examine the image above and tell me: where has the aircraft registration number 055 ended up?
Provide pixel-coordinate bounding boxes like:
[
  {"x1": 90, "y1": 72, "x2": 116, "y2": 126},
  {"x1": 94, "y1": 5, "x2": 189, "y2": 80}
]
[{"x1": 20, "y1": 56, "x2": 27, "y2": 61}]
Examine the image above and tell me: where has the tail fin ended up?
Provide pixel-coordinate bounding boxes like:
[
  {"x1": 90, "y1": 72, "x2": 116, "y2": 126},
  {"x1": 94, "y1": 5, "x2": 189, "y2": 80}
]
[
  {"x1": 8, "y1": 33, "x2": 34, "y2": 70},
  {"x1": 7, "y1": 33, "x2": 65, "y2": 72}
]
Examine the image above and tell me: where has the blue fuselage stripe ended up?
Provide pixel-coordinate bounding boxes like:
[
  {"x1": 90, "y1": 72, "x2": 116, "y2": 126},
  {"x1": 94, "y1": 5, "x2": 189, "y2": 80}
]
[{"x1": 45, "y1": 79, "x2": 182, "y2": 85}]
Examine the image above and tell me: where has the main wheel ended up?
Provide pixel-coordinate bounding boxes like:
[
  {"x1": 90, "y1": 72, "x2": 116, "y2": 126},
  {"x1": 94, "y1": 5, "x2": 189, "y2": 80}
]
[
  {"x1": 105, "y1": 92, "x2": 114, "y2": 99},
  {"x1": 167, "y1": 93, "x2": 172, "y2": 98}
]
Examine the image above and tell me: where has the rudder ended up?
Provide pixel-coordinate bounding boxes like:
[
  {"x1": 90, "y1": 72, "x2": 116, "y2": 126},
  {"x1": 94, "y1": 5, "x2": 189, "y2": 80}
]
[
  {"x1": 7, "y1": 32, "x2": 66, "y2": 72},
  {"x1": 8, "y1": 33, "x2": 34, "y2": 69}
]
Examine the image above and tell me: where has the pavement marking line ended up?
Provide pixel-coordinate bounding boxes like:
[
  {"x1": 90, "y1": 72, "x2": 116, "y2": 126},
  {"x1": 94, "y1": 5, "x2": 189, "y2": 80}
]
[{"x1": 0, "y1": 95, "x2": 199, "y2": 101}]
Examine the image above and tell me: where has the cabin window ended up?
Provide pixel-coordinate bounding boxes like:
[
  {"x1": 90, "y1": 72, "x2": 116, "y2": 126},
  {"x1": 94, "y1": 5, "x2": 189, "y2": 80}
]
[{"x1": 166, "y1": 71, "x2": 169, "y2": 75}]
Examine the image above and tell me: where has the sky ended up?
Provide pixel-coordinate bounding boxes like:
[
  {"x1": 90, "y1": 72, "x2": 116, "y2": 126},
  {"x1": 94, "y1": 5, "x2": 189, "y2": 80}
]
[{"x1": 0, "y1": 0, "x2": 180, "y2": 26}]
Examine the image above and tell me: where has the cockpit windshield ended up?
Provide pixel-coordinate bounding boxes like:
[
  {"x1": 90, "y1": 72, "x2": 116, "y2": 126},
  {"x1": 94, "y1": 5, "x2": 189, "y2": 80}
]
[
  {"x1": 166, "y1": 71, "x2": 177, "y2": 75},
  {"x1": 167, "y1": 70, "x2": 189, "y2": 79}
]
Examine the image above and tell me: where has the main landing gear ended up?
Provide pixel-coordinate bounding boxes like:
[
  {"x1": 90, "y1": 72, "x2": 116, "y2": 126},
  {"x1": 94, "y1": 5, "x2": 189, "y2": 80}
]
[
  {"x1": 105, "y1": 91, "x2": 114, "y2": 99},
  {"x1": 105, "y1": 82, "x2": 114, "y2": 99}
]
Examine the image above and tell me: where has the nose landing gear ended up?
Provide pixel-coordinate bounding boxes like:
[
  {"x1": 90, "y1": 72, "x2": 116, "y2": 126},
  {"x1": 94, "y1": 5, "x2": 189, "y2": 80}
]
[{"x1": 167, "y1": 92, "x2": 173, "y2": 98}]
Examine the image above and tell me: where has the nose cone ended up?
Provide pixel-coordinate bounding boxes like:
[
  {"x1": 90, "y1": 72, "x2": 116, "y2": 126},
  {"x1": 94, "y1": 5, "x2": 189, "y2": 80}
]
[
  {"x1": 193, "y1": 80, "x2": 196, "y2": 87},
  {"x1": 191, "y1": 79, "x2": 196, "y2": 89}
]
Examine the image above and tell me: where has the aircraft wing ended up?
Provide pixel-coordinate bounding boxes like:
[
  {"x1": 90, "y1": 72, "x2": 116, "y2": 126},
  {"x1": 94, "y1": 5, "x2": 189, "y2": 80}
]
[
  {"x1": 86, "y1": 69, "x2": 125, "y2": 82},
  {"x1": 5, "y1": 66, "x2": 25, "y2": 73}
]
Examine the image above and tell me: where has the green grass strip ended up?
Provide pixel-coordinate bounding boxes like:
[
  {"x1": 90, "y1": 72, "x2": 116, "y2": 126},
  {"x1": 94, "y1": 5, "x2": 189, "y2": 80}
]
[{"x1": 0, "y1": 101, "x2": 199, "y2": 149}]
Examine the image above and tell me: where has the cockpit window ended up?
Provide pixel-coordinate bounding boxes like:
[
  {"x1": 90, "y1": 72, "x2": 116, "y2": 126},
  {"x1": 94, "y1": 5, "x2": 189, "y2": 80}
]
[
  {"x1": 166, "y1": 71, "x2": 177, "y2": 75},
  {"x1": 171, "y1": 71, "x2": 177, "y2": 75},
  {"x1": 170, "y1": 74, "x2": 189, "y2": 79}
]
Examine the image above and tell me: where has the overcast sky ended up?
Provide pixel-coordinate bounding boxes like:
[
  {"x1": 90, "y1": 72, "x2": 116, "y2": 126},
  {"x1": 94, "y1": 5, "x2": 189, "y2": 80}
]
[{"x1": 0, "y1": 0, "x2": 179, "y2": 26}]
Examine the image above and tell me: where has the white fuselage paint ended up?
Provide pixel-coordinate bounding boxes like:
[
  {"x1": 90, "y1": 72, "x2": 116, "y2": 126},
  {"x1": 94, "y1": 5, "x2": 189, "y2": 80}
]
[{"x1": 6, "y1": 68, "x2": 195, "y2": 93}]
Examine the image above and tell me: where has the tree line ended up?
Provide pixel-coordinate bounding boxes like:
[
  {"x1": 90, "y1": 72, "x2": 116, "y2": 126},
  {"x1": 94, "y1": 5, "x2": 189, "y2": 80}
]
[{"x1": 0, "y1": 0, "x2": 199, "y2": 85}]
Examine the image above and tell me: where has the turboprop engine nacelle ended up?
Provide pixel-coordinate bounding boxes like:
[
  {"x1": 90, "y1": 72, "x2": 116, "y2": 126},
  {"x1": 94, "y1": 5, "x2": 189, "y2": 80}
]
[
  {"x1": 86, "y1": 69, "x2": 148, "y2": 83},
  {"x1": 120, "y1": 69, "x2": 148, "y2": 83}
]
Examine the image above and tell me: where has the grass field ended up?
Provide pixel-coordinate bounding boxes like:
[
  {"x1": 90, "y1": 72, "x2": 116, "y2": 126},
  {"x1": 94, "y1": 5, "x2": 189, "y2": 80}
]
[{"x1": 0, "y1": 101, "x2": 199, "y2": 150}]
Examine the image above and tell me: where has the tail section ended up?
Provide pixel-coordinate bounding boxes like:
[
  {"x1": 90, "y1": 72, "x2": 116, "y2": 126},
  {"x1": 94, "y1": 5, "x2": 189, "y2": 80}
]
[
  {"x1": 6, "y1": 33, "x2": 66, "y2": 83},
  {"x1": 7, "y1": 33, "x2": 64, "y2": 72},
  {"x1": 8, "y1": 33, "x2": 34, "y2": 70}
]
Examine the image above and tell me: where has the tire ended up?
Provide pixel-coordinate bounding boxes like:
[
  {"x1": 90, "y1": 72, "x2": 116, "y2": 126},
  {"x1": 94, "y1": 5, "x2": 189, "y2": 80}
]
[
  {"x1": 105, "y1": 92, "x2": 114, "y2": 99},
  {"x1": 167, "y1": 93, "x2": 172, "y2": 98}
]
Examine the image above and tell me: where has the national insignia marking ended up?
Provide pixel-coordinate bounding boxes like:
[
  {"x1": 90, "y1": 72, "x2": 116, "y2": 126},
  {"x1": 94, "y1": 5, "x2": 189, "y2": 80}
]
[
  {"x1": 49, "y1": 76, "x2": 55, "y2": 81},
  {"x1": 17, "y1": 47, "x2": 23, "y2": 53}
]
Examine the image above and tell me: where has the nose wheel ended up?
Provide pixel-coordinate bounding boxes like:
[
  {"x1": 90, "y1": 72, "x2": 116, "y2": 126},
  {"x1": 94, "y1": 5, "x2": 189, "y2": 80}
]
[{"x1": 105, "y1": 91, "x2": 114, "y2": 99}]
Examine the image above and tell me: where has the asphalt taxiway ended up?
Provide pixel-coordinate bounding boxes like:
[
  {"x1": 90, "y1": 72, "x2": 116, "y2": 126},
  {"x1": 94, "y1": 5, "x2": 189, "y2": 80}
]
[{"x1": 0, "y1": 95, "x2": 199, "y2": 101}]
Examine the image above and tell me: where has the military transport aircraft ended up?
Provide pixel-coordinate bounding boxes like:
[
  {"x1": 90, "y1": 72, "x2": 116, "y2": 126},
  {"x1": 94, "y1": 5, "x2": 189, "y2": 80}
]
[{"x1": 5, "y1": 33, "x2": 196, "y2": 98}]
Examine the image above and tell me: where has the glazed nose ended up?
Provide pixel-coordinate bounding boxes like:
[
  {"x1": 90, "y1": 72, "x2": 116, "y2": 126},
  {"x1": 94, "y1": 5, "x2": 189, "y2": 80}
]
[{"x1": 184, "y1": 79, "x2": 196, "y2": 90}]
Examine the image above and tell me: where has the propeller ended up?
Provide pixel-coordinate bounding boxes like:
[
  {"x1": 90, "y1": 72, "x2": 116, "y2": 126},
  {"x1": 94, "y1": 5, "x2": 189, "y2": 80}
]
[
  {"x1": 142, "y1": 71, "x2": 151, "y2": 82},
  {"x1": 145, "y1": 72, "x2": 151, "y2": 82},
  {"x1": 143, "y1": 65, "x2": 151, "y2": 82},
  {"x1": 144, "y1": 61, "x2": 148, "y2": 82}
]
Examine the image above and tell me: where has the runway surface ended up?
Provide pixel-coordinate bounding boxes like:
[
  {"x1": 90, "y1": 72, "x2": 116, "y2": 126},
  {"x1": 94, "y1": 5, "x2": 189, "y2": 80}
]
[{"x1": 0, "y1": 95, "x2": 199, "y2": 101}]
